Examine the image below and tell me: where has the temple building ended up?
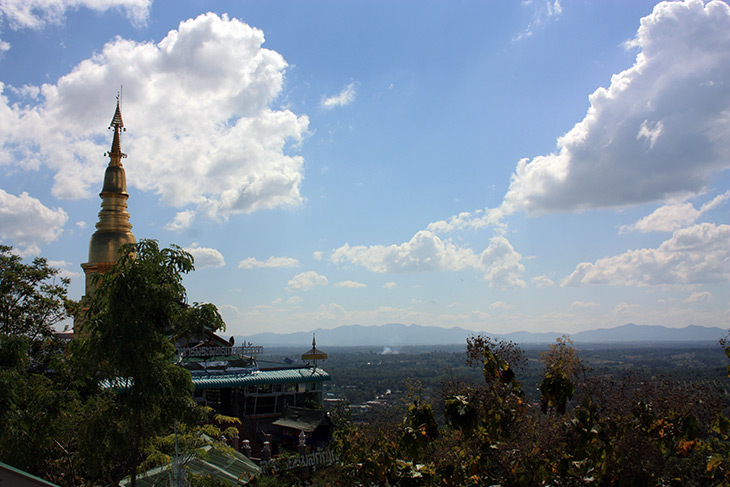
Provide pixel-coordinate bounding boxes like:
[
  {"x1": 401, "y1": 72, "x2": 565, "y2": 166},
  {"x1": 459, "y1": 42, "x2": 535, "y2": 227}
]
[{"x1": 179, "y1": 340, "x2": 332, "y2": 451}]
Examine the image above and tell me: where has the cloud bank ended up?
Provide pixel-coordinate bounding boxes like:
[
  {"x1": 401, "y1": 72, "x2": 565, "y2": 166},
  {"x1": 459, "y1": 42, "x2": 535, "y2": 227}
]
[
  {"x1": 503, "y1": 0, "x2": 730, "y2": 215},
  {"x1": 238, "y1": 256, "x2": 300, "y2": 269},
  {"x1": 286, "y1": 271, "x2": 328, "y2": 292},
  {"x1": 563, "y1": 223, "x2": 730, "y2": 287},
  {"x1": 0, "y1": 13, "x2": 309, "y2": 224},
  {"x1": 620, "y1": 191, "x2": 730, "y2": 233},
  {"x1": 331, "y1": 230, "x2": 525, "y2": 288},
  {"x1": 184, "y1": 245, "x2": 225, "y2": 269},
  {"x1": 0, "y1": 190, "x2": 67, "y2": 255}
]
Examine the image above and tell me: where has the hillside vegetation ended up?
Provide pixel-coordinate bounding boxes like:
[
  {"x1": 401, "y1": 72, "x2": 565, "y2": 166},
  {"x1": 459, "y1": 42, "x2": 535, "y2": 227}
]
[{"x1": 261, "y1": 337, "x2": 730, "y2": 486}]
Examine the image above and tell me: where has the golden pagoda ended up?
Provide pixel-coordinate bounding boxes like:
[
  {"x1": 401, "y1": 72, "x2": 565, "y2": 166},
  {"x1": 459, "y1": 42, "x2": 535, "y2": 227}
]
[
  {"x1": 80, "y1": 97, "x2": 136, "y2": 298},
  {"x1": 301, "y1": 334, "x2": 328, "y2": 368}
]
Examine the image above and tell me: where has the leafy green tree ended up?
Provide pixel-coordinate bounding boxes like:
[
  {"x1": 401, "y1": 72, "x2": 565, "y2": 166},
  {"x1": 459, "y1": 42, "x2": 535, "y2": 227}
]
[
  {"x1": 539, "y1": 335, "x2": 583, "y2": 414},
  {"x1": 0, "y1": 335, "x2": 81, "y2": 483},
  {"x1": 0, "y1": 246, "x2": 81, "y2": 484},
  {"x1": 76, "y1": 240, "x2": 225, "y2": 486},
  {"x1": 0, "y1": 244, "x2": 73, "y2": 343},
  {"x1": 140, "y1": 410, "x2": 247, "y2": 486}
]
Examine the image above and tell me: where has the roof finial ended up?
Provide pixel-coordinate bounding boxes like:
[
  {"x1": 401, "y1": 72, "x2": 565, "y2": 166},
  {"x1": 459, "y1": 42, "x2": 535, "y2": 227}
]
[{"x1": 302, "y1": 333, "x2": 327, "y2": 368}]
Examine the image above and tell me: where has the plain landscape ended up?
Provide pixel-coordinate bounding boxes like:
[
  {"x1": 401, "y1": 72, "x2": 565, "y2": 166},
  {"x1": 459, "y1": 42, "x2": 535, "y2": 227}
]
[
  {"x1": 253, "y1": 323, "x2": 730, "y2": 419},
  {"x1": 238, "y1": 322, "x2": 727, "y2": 347}
]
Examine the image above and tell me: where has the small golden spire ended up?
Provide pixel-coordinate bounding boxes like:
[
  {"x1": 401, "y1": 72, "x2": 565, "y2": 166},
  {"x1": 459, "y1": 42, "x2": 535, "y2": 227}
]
[
  {"x1": 106, "y1": 94, "x2": 127, "y2": 166},
  {"x1": 110, "y1": 94, "x2": 124, "y2": 129}
]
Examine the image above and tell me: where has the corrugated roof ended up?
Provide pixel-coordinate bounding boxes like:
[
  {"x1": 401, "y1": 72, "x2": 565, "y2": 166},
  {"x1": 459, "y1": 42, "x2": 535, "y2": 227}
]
[{"x1": 192, "y1": 367, "x2": 330, "y2": 390}]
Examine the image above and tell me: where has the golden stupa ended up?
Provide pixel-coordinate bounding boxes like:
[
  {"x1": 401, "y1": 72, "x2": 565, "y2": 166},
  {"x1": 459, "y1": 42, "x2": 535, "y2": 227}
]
[
  {"x1": 301, "y1": 334, "x2": 328, "y2": 367},
  {"x1": 80, "y1": 98, "x2": 136, "y2": 297}
]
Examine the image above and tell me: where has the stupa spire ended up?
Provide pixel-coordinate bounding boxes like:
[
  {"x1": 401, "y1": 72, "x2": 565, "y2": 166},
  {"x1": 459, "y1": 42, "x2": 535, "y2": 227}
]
[
  {"x1": 106, "y1": 95, "x2": 126, "y2": 166},
  {"x1": 80, "y1": 97, "x2": 136, "y2": 298}
]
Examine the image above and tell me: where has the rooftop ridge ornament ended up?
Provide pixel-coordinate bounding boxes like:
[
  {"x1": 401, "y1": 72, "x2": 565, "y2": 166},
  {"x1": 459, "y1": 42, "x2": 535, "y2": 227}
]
[{"x1": 301, "y1": 333, "x2": 328, "y2": 368}]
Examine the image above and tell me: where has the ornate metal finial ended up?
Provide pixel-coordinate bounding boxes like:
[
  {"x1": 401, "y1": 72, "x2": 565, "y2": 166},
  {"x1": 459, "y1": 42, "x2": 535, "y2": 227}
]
[
  {"x1": 109, "y1": 93, "x2": 124, "y2": 131},
  {"x1": 302, "y1": 333, "x2": 327, "y2": 367},
  {"x1": 106, "y1": 94, "x2": 127, "y2": 163}
]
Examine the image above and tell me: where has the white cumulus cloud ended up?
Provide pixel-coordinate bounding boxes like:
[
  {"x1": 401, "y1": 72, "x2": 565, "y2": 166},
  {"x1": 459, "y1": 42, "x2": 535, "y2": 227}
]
[
  {"x1": 0, "y1": 13, "x2": 309, "y2": 222},
  {"x1": 479, "y1": 235, "x2": 526, "y2": 288},
  {"x1": 332, "y1": 230, "x2": 478, "y2": 273},
  {"x1": 47, "y1": 259, "x2": 82, "y2": 279},
  {"x1": 426, "y1": 207, "x2": 506, "y2": 234},
  {"x1": 184, "y1": 245, "x2": 225, "y2": 269},
  {"x1": 0, "y1": 189, "x2": 67, "y2": 255},
  {"x1": 503, "y1": 0, "x2": 730, "y2": 215},
  {"x1": 563, "y1": 223, "x2": 730, "y2": 287},
  {"x1": 166, "y1": 210, "x2": 195, "y2": 232},
  {"x1": 286, "y1": 271, "x2": 328, "y2": 292},
  {"x1": 331, "y1": 230, "x2": 525, "y2": 289},
  {"x1": 335, "y1": 280, "x2": 367, "y2": 288},
  {"x1": 238, "y1": 256, "x2": 300, "y2": 269},
  {"x1": 620, "y1": 190, "x2": 730, "y2": 233},
  {"x1": 532, "y1": 275, "x2": 555, "y2": 287}
]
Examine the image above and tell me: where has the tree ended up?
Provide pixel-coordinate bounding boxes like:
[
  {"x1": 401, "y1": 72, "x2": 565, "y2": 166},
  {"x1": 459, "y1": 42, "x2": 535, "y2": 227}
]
[
  {"x1": 0, "y1": 244, "x2": 73, "y2": 344},
  {"x1": 539, "y1": 335, "x2": 584, "y2": 414},
  {"x1": 0, "y1": 246, "x2": 80, "y2": 484},
  {"x1": 76, "y1": 240, "x2": 225, "y2": 486}
]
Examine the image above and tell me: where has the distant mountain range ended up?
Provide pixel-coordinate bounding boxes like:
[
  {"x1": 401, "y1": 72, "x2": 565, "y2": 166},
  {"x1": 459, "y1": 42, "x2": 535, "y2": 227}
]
[{"x1": 235, "y1": 323, "x2": 727, "y2": 347}]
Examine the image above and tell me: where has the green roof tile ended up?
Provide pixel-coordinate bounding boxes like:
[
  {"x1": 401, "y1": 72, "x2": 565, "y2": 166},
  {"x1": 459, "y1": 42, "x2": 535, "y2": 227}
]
[{"x1": 192, "y1": 367, "x2": 330, "y2": 390}]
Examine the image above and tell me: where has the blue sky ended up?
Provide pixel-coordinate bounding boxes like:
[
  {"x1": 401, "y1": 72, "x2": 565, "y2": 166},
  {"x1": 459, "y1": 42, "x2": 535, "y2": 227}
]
[{"x1": 1, "y1": 0, "x2": 729, "y2": 337}]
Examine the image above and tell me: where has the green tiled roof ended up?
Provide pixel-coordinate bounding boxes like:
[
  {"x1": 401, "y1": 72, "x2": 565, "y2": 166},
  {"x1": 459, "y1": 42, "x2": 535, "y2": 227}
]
[{"x1": 192, "y1": 367, "x2": 330, "y2": 390}]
